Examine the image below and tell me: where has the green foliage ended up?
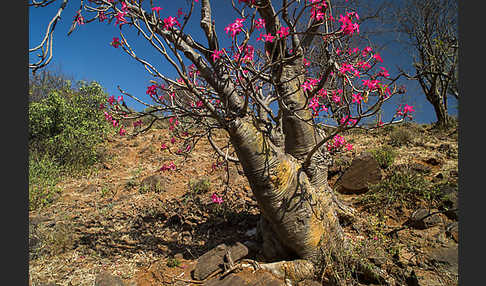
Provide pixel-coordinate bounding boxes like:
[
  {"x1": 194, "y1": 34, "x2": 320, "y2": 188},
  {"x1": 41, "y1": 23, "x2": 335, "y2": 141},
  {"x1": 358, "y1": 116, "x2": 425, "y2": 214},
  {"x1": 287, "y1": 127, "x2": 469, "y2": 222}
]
[
  {"x1": 358, "y1": 171, "x2": 441, "y2": 212},
  {"x1": 388, "y1": 126, "x2": 413, "y2": 147},
  {"x1": 188, "y1": 177, "x2": 212, "y2": 194},
  {"x1": 29, "y1": 77, "x2": 113, "y2": 210},
  {"x1": 370, "y1": 146, "x2": 397, "y2": 169},
  {"x1": 29, "y1": 154, "x2": 62, "y2": 211},
  {"x1": 29, "y1": 81, "x2": 112, "y2": 168},
  {"x1": 166, "y1": 257, "x2": 181, "y2": 268}
]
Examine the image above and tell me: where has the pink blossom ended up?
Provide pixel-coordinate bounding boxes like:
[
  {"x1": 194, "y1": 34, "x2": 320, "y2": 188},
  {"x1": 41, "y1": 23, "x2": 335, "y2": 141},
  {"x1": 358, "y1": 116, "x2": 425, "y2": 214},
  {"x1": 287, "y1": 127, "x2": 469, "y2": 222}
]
[
  {"x1": 152, "y1": 7, "x2": 162, "y2": 14},
  {"x1": 161, "y1": 143, "x2": 167, "y2": 150},
  {"x1": 378, "y1": 66, "x2": 390, "y2": 77},
  {"x1": 373, "y1": 53, "x2": 383, "y2": 63},
  {"x1": 211, "y1": 193, "x2": 223, "y2": 204},
  {"x1": 133, "y1": 120, "x2": 142, "y2": 127},
  {"x1": 225, "y1": 18, "x2": 245, "y2": 38},
  {"x1": 352, "y1": 93, "x2": 363, "y2": 104},
  {"x1": 146, "y1": 84, "x2": 157, "y2": 96},
  {"x1": 163, "y1": 16, "x2": 181, "y2": 30},
  {"x1": 254, "y1": 18, "x2": 265, "y2": 29},
  {"x1": 170, "y1": 137, "x2": 176, "y2": 144},
  {"x1": 362, "y1": 79, "x2": 380, "y2": 90},
  {"x1": 277, "y1": 26, "x2": 290, "y2": 38},
  {"x1": 108, "y1": 95, "x2": 115, "y2": 105},
  {"x1": 212, "y1": 49, "x2": 224, "y2": 62},
  {"x1": 99, "y1": 11, "x2": 107, "y2": 22},
  {"x1": 262, "y1": 33, "x2": 275, "y2": 42},
  {"x1": 115, "y1": 11, "x2": 127, "y2": 27},
  {"x1": 111, "y1": 37, "x2": 121, "y2": 48},
  {"x1": 303, "y1": 58, "x2": 311, "y2": 67},
  {"x1": 119, "y1": 127, "x2": 126, "y2": 136}
]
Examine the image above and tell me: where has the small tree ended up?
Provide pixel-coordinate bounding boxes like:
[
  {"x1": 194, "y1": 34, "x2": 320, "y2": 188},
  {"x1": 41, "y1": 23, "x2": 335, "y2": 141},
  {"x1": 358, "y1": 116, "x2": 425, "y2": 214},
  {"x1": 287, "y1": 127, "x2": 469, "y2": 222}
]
[
  {"x1": 392, "y1": 0, "x2": 458, "y2": 129},
  {"x1": 30, "y1": 0, "x2": 415, "y2": 283}
]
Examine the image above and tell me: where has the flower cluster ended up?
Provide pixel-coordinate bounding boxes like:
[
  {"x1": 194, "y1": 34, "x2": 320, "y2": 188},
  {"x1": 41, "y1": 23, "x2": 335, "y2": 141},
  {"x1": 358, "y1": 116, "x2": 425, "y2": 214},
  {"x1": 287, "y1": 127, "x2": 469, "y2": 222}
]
[
  {"x1": 338, "y1": 12, "x2": 359, "y2": 36},
  {"x1": 211, "y1": 193, "x2": 223, "y2": 204},
  {"x1": 225, "y1": 18, "x2": 245, "y2": 38},
  {"x1": 158, "y1": 162, "x2": 177, "y2": 172},
  {"x1": 327, "y1": 134, "x2": 353, "y2": 152}
]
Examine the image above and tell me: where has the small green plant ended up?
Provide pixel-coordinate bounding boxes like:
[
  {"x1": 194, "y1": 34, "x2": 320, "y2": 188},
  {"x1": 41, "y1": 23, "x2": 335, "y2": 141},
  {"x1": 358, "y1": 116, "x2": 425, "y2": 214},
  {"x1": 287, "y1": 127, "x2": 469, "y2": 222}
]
[
  {"x1": 166, "y1": 257, "x2": 181, "y2": 268},
  {"x1": 370, "y1": 146, "x2": 397, "y2": 169},
  {"x1": 188, "y1": 177, "x2": 212, "y2": 195},
  {"x1": 29, "y1": 154, "x2": 62, "y2": 211},
  {"x1": 388, "y1": 127, "x2": 413, "y2": 147},
  {"x1": 357, "y1": 171, "x2": 440, "y2": 212}
]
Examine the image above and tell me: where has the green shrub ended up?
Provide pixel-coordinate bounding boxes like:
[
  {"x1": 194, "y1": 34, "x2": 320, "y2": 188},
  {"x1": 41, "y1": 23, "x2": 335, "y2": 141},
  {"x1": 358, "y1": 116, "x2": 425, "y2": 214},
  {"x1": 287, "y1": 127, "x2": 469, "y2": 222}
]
[
  {"x1": 29, "y1": 79, "x2": 113, "y2": 210},
  {"x1": 370, "y1": 146, "x2": 397, "y2": 169},
  {"x1": 29, "y1": 81, "x2": 112, "y2": 168},
  {"x1": 357, "y1": 171, "x2": 440, "y2": 212},
  {"x1": 188, "y1": 177, "x2": 212, "y2": 194},
  {"x1": 166, "y1": 257, "x2": 181, "y2": 268},
  {"x1": 29, "y1": 154, "x2": 62, "y2": 211},
  {"x1": 388, "y1": 127, "x2": 413, "y2": 147}
]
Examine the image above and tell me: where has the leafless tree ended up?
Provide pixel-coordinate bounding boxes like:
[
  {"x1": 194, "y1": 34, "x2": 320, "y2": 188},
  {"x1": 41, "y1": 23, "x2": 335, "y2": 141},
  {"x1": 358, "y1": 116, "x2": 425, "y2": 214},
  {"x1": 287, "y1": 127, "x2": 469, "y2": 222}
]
[
  {"x1": 391, "y1": 0, "x2": 458, "y2": 128},
  {"x1": 30, "y1": 0, "x2": 414, "y2": 283}
]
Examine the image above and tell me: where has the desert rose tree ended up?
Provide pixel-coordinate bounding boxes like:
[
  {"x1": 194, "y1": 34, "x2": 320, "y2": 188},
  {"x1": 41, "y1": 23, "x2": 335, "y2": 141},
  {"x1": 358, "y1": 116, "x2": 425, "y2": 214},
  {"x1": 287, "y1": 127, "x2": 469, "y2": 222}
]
[{"x1": 30, "y1": 0, "x2": 413, "y2": 284}]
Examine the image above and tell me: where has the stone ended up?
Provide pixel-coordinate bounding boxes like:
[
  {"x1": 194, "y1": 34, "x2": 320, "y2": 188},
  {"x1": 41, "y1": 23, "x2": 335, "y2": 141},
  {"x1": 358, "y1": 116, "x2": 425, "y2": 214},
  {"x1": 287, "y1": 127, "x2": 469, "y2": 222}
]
[
  {"x1": 193, "y1": 242, "x2": 249, "y2": 280},
  {"x1": 446, "y1": 222, "x2": 459, "y2": 243},
  {"x1": 94, "y1": 271, "x2": 126, "y2": 286},
  {"x1": 425, "y1": 243, "x2": 458, "y2": 273},
  {"x1": 440, "y1": 186, "x2": 458, "y2": 220},
  {"x1": 408, "y1": 209, "x2": 442, "y2": 229},
  {"x1": 203, "y1": 271, "x2": 285, "y2": 286},
  {"x1": 336, "y1": 152, "x2": 382, "y2": 194}
]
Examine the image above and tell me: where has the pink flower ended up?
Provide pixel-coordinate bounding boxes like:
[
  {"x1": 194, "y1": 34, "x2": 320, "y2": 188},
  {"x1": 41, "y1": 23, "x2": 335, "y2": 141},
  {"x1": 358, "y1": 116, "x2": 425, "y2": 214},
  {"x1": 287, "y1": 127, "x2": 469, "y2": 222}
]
[
  {"x1": 161, "y1": 143, "x2": 167, "y2": 150},
  {"x1": 254, "y1": 18, "x2": 265, "y2": 29},
  {"x1": 108, "y1": 95, "x2": 115, "y2": 105},
  {"x1": 117, "y1": 95, "x2": 123, "y2": 103},
  {"x1": 99, "y1": 11, "x2": 107, "y2": 22},
  {"x1": 373, "y1": 53, "x2": 383, "y2": 63},
  {"x1": 115, "y1": 11, "x2": 128, "y2": 27},
  {"x1": 146, "y1": 84, "x2": 157, "y2": 96},
  {"x1": 362, "y1": 79, "x2": 380, "y2": 90},
  {"x1": 362, "y1": 46, "x2": 372, "y2": 57},
  {"x1": 152, "y1": 7, "x2": 162, "y2": 13},
  {"x1": 111, "y1": 37, "x2": 121, "y2": 48},
  {"x1": 303, "y1": 58, "x2": 311, "y2": 67},
  {"x1": 403, "y1": 104, "x2": 415, "y2": 114},
  {"x1": 345, "y1": 143, "x2": 353, "y2": 151},
  {"x1": 224, "y1": 18, "x2": 245, "y2": 38},
  {"x1": 163, "y1": 16, "x2": 181, "y2": 30},
  {"x1": 262, "y1": 33, "x2": 275, "y2": 42},
  {"x1": 99, "y1": 103, "x2": 105, "y2": 110},
  {"x1": 170, "y1": 137, "x2": 176, "y2": 144},
  {"x1": 133, "y1": 120, "x2": 142, "y2": 127},
  {"x1": 119, "y1": 127, "x2": 126, "y2": 136},
  {"x1": 277, "y1": 26, "x2": 290, "y2": 38},
  {"x1": 212, "y1": 49, "x2": 224, "y2": 62},
  {"x1": 211, "y1": 193, "x2": 223, "y2": 204},
  {"x1": 352, "y1": 93, "x2": 363, "y2": 104},
  {"x1": 378, "y1": 66, "x2": 390, "y2": 77}
]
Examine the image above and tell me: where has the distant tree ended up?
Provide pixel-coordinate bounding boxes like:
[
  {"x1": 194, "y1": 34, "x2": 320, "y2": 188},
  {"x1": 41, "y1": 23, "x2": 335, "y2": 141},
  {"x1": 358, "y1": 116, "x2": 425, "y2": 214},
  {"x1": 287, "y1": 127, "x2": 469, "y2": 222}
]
[
  {"x1": 30, "y1": 1, "x2": 415, "y2": 284},
  {"x1": 391, "y1": 0, "x2": 458, "y2": 128}
]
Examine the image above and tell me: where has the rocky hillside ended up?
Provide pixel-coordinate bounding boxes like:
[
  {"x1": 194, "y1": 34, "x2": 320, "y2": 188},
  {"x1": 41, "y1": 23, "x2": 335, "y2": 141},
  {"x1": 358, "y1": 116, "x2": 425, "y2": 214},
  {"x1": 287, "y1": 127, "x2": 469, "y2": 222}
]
[{"x1": 28, "y1": 122, "x2": 459, "y2": 286}]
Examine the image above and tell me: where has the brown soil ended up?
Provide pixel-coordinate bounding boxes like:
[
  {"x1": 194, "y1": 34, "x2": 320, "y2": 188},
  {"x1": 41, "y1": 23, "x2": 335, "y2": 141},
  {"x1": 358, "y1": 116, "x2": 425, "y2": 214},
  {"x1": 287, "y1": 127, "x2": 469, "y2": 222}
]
[{"x1": 29, "y1": 123, "x2": 459, "y2": 286}]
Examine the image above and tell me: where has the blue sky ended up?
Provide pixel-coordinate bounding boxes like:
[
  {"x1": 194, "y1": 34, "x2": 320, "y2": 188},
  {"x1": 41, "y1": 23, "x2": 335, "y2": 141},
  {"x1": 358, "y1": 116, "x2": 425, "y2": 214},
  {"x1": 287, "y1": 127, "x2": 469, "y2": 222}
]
[{"x1": 29, "y1": 0, "x2": 458, "y2": 124}]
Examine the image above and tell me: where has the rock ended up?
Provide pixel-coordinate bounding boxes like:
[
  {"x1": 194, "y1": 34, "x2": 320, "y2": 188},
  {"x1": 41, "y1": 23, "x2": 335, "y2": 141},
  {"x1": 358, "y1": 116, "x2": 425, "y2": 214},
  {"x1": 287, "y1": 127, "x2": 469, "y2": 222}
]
[
  {"x1": 445, "y1": 222, "x2": 459, "y2": 243},
  {"x1": 193, "y1": 242, "x2": 249, "y2": 280},
  {"x1": 80, "y1": 184, "x2": 97, "y2": 194},
  {"x1": 409, "y1": 163, "x2": 432, "y2": 174},
  {"x1": 336, "y1": 152, "x2": 382, "y2": 194},
  {"x1": 440, "y1": 186, "x2": 458, "y2": 220},
  {"x1": 203, "y1": 271, "x2": 285, "y2": 286},
  {"x1": 37, "y1": 283, "x2": 61, "y2": 286},
  {"x1": 408, "y1": 209, "x2": 442, "y2": 229},
  {"x1": 425, "y1": 243, "x2": 458, "y2": 273},
  {"x1": 140, "y1": 174, "x2": 167, "y2": 193},
  {"x1": 425, "y1": 157, "x2": 440, "y2": 166},
  {"x1": 94, "y1": 271, "x2": 126, "y2": 286}
]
